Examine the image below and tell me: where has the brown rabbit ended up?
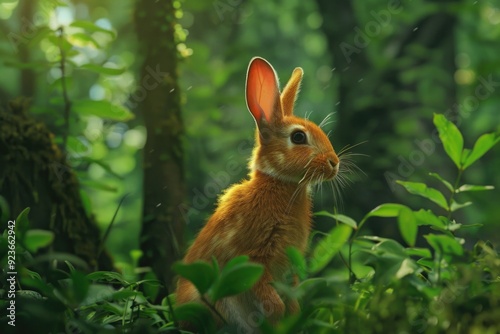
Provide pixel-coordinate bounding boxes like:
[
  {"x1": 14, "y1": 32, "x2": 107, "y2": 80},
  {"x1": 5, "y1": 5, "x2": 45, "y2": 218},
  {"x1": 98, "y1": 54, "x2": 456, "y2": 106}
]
[{"x1": 176, "y1": 57, "x2": 339, "y2": 331}]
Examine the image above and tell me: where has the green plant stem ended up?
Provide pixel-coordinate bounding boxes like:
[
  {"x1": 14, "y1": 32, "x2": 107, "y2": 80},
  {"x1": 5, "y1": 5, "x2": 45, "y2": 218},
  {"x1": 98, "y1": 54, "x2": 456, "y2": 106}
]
[
  {"x1": 164, "y1": 286, "x2": 178, "y2": 328},
  {"x1": 201, "y1": 295, "x2": 227, "y2": 325},
  {"x1": 57, "y1": 26, "x2": 71, "y2": 153},
  {"x1": 447, "y1": 169, "x2": 463, "y2": 220}
]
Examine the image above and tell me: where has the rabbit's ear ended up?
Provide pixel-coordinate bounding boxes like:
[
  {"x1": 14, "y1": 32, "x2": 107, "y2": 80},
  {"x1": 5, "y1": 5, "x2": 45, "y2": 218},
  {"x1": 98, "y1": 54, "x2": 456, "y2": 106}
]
[
  {"x1": 281, "y1": 67, "x2": 303, "y2": 116},
  {"x1": 246, "y1": 57, "x2": 282, "y2": 128}
]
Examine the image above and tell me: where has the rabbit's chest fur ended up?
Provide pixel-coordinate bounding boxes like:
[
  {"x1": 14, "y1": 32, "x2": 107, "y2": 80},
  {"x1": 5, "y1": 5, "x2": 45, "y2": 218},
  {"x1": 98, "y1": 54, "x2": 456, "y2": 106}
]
[{"x1": 184, "y1": 173, "x2": 312, "y2": 280}]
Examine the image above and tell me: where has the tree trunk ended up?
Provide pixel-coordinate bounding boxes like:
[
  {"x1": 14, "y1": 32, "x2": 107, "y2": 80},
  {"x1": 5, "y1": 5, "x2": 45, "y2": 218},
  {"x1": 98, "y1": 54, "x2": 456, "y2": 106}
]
[
  {"x1": 0, "y1": 99, "x2": 113, "y2": 271},
  {"x1": 135, "y1": 0, "x2": 185, "y2": 291},
  {"x1": 19, "y1": 0, "x2": 35, "y2": 97}
]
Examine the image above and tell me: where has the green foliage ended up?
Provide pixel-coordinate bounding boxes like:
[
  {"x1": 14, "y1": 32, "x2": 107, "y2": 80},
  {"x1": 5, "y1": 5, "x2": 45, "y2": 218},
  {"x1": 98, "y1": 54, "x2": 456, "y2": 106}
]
[{"x1": 173, "y1": 255, "x2": 264, "y2": 303}]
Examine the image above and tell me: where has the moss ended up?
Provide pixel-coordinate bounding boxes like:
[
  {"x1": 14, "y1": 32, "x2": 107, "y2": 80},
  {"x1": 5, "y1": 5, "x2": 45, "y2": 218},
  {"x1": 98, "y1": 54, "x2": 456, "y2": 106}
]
[{"x1": 0, "y1": 98, "x2": 113, "y2": 271}]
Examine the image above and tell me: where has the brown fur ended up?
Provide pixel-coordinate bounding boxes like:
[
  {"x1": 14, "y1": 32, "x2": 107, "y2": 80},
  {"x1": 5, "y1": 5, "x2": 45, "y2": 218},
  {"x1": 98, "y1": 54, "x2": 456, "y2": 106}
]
[{"x1": 176, "y1": 57, "x2": 339, "y2": 332}]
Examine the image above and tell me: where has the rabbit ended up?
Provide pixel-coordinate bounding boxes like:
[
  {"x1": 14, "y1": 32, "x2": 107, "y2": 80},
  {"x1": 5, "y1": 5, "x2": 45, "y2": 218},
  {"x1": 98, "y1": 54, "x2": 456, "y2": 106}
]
[{"x1": 176, "y1": 57, "x2": 340, "y2": 332}]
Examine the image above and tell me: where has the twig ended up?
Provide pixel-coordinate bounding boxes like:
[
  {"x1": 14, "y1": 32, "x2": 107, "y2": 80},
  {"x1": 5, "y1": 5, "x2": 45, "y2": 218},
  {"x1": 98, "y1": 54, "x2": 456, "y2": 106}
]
[
  {"x1": 447, "y1": 169, "x2": 463, "y2": 220},
  {"x1": 57, "y1": 26, "x2": 71, "y2": 153},
  {"x1": 201, "y1": 295, "x2": 227, "y2": 325},
  {"x1": 97, "y1": 194, "x2": 130, "y2": 259}
]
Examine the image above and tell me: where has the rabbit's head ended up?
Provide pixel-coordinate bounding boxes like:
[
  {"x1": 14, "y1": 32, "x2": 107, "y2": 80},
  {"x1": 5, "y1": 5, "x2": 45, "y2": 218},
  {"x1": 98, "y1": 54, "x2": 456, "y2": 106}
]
[{"x1": 246, "y1": 57, "x2": 339, "y2": 185}]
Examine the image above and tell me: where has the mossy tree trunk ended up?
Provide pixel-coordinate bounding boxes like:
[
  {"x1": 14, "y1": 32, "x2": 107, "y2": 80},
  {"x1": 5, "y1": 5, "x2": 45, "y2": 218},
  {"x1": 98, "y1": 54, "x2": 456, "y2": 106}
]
[
  {"x1": 135, "y1": 0, "x2": 185, "y2": 290},
  {"x1": 0, "y1": 99, "x2": 113, "y2": 271}
]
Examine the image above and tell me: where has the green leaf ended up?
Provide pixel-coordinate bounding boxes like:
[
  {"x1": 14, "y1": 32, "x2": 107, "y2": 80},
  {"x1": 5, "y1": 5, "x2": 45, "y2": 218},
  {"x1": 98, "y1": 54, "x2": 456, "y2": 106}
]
[
  {"x1": 172, "y1": 261, "x2": 216, "y2": 295},
  {"x1": 87, "y1": 271, "x2": 129, "y2": 285},
  {"x1": 315, "y1": 211, "x2": 357, "y2": 229},
  {"x1": 425, "y1": 234, "x2": 463, "y2": 256},
  {"x1": 67, "y1": 136, "x2": 90, "y2": 155},
  {"x1": 397, "y1": 207, "x2": 417, "y2": 247},
  {"x1": 47, "y1": 34, "x2": 73, "y2": 52},
  {"x1": 143, "y1": 271, "x2": 160, "y2": 302},
  {"x1": 70, "y1": 32, "x2": 100, "y2": 48},
  {"x1": 72, "y1": 99, "x2": 134, "y2": 121},
  {"x1": 365, "y1": 203, "x2": 408, "y2": 218},
  {"x1": 286, "y1": 247, "x2": 307, "y2": 280},
  {"x1": 71, "y1": 271, "x2": 90, "y2": 304},
  {"x1": 80, "y1": 180, "x2": 118, "y2": 192},
  {"x1": 396, "y1": 181, "x2": 449, "y2": 210},
  {"x1": 405, "y1": 247, "x2": 432, "y2": 259},
  {"x1": 209, "y1": 260, "x2": 264, "y2": 301},
  {"x1": 433, "y1": 113, "x2": 464, "y2": 168},
  {"x1": 413, "y1": 209, "x2": 446, "y2": 229},
  {"x1": 450, "y1": 200, "x2": 472, "y2": 212},
  {"x1": 174, "y1": 303, "x2": 216, "y2": 333},
  {"x1": 15, "y1": 207, "x2": 31, "y2": 238},
  {"x1": 365, "y1": 240, "x2": 419, "y2": 284},
  {"x1": 463, "y1": 132, "x2": 500, "y2": 169},
  {"x1": 428, "y1": 172, "x2": 453, "y2": 192},
  {"x1": 24, "y1": 229, "x2": 54, "y2": 253},
  {"x1": 79, "y1": 63, "x2": 126, "y2": 76},
  {"x1": 456, "y1": 184, "x2": 494, "y2": 193},
  {"x1": 81, "y1": 284, "x2": 116, "y2": 305},
  {"x1": 70, "y1": 20, "x2": 116, "y2": 38},
  {"x1": 309, "y1": 224, "x2": 352, "y2": 274}
]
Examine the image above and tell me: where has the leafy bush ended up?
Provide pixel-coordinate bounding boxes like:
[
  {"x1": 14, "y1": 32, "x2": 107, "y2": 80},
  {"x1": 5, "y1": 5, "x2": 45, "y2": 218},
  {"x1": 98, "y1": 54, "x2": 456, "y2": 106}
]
[{"x1": 1, "y1": 113, "x2": 499, "y2": 333}]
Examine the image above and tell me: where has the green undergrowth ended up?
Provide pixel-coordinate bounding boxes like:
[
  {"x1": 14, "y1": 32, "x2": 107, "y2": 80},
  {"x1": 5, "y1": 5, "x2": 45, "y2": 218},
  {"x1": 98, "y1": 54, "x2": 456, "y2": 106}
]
[{"x1": 1, "y1": 113, "x2": 499, "y2": 333}]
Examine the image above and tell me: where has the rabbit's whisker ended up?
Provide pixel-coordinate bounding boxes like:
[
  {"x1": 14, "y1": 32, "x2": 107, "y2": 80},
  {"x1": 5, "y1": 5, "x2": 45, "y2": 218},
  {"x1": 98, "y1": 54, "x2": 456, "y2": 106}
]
[
  {"x1": 319, "y1": 112, "x2": 335, "y2": 129},
  {"x1": 337, "y1": 141, "x2": 368, "y2": 156}
]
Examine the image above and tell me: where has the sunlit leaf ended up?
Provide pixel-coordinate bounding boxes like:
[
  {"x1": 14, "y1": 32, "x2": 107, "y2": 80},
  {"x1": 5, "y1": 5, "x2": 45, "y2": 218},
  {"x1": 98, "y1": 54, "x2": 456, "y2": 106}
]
[
  {"x1": 433, "y1": 113, "x2": 463, "y2": 169},
  {"x1": 70, "y1": 32, "x2": 99, "y2": 48},
  {"x1": 463, "y1": 132, "x2": 500, "y2": 169},
  {"x1": 315, "y1": 211, "x2": 357, "y2": 229},
  {"x1": 397, "y1": 207, "x2": 417, "y2": 247},
  {"x1": 425, "y1": 234, "x2": 463, "y2": 256},
  {"x1": 396, "y1": 181, "x2": 449, "y2": 210},
  {"x1": 450, "y1": 200, "x2": 472, "y2": 212},
  {"x1": 405, "y1": 247, "x2": 432, "y2": 259},
  {"x1": 428, "y1": 172, "x2": 453, "y2": 192},
  {"x1": 79, "y1": 63, "x2": 126, "y2": 76},
  {"x1": 456, "y1": 184, "x2": 494, "y2": 193},
  {"x1": 70, "y1": 20, "x2": 116, "y2": 38},
  {"x1": 72, "y1": 99, "x2": 134, "y2": 121},
  {"x1": 364, "y1": 203, "x2": 408, "y2": 218},
  {"x1": 412, "y1": 209, "x2": 446, "y2": 229},
  {"x1": 309, "y1": 224, "x2": 352, "y2": 274}
]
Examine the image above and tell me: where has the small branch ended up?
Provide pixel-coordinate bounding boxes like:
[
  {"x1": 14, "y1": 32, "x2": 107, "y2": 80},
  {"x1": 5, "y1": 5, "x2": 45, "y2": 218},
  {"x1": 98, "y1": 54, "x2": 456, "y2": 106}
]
[
  {"x1": 201, "y1": 295, "x2": 227, "y2": 325},
  {"x1": 164, "y1": 285, "x2": 179, "y2": 328},
  {"x1": 57, "y1": 26, "x2": 71, "y2": 153},
  {"x1": 447, "y1": 169, "x2": 463, "y2": 220}
]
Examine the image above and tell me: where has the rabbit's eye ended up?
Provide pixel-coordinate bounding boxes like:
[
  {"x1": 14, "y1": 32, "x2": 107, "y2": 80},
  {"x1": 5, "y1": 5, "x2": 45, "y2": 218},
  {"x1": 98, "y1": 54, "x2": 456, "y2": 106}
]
[{"x1": 291, "y1": 130, "x2": 307, "y2": 145}]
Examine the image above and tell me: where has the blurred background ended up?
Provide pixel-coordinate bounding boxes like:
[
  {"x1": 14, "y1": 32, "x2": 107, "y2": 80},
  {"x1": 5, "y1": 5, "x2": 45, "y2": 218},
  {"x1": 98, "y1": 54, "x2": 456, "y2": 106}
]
[{"x1": 0, "y1": 0, "x2": 499, "y2": 281}]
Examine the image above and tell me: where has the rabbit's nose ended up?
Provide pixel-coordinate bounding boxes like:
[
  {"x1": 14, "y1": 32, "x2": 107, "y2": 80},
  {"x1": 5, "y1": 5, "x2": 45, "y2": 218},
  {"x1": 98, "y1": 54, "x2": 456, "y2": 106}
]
[{"x1": 328, "y1": 159, "x2": 336, "y2": 169}]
